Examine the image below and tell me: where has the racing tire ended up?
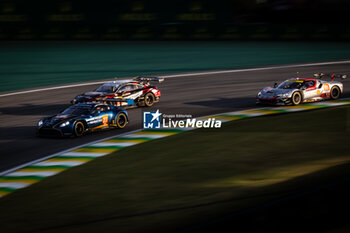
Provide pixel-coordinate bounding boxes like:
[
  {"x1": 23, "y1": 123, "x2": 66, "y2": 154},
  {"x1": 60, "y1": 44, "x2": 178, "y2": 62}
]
[
  {"x1": 115, "y1": 112, "x2": 128, "y2": 128},
  {"x1": 291, "y1": 92, "x2": 302, "y2": 105},
  {"x1": 144, "y1": 92, "x2": 155, "y2": 107},
  {"x1": 330, "y1": 86, "x2": 341, "y2": 100},
  {"x1": 74, "y1": 121, "x2": 85, "y2": 137}
]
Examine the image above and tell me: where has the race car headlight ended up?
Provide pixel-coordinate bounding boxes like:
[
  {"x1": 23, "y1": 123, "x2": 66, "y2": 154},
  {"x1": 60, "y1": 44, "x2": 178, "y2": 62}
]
[
  {"x1": 277, "y1": 93, "x2": 290, "y2": 98},
  {"x1": 59, "y1": 121, "x2": 70, "y2": 127},
  {"x1": 258, "y1": 91, "x2": 261, "y2": 96},
  {"x1": 38, "y1": 120, "x2": 43, "y2": 127}
]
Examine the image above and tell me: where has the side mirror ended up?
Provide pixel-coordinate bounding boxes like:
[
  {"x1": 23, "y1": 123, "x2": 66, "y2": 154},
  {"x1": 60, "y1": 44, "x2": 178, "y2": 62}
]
[
  {"x1": 274, "y1": 82, "x2": 278, "y2": 88},
  {"x1": 318, "y1": 83, "x2": 323, "y2": 89},
  {"x1": 301, "y1": 87, "x2": 306, "y2": 91}
]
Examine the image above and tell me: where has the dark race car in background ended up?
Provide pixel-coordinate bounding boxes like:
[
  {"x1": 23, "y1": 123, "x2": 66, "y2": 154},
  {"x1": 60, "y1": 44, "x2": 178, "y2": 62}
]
[
  {"x1": 71, "y1": 77, "x2": 164, "y2": 108},
  {"x1": 257, "y1": 73, "x2": 347, "y2": 105},
  {"x1": 37, "y1": 103, "x2": 128, "y2": 137}
]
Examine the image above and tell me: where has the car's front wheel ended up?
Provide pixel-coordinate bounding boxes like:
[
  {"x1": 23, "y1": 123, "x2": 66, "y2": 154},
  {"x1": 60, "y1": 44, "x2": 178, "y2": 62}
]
[
  {"x1": 291, "y1": 92, "x2": 302, "y2": 105},
  {"x1": 330, "y1": 86, "x2": 341, "y2": 100},
  {"x1": 74, "y1": 121, "x2": 85, "y2": 137},
  {"x1": 115, "y1": 112, "x2": 128, "y2": 128}
]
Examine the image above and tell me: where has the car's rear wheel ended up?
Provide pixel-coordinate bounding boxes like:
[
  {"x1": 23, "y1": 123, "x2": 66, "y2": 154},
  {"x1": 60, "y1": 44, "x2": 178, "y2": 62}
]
[
  {"x1": 115, "y1": 112, "x2": 128, "y2": 128},
  {"x1": 330, "y1": 86, "x2": 341, "y2": 100},
  {"x1": 291, "y1": 92, "x2": 302, "y2": 105},
  {"x1": 74, "y1": 122, "x2": 85, "y2": 137},
  {"x1": 144, "y1": 92, "x2": 155, "y2": 107}
]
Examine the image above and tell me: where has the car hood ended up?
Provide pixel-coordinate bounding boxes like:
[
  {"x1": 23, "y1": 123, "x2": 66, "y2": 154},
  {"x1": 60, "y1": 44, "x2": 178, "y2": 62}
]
[
  {"x1": 42, "y1": 114, "x2": 79, "y2": 127},
  {"x1": 260, "y1": 87, "x2": 294, "y2": 96},
  {"x1": 83, "y1": 91, "x2": 109, "y2": 97}
]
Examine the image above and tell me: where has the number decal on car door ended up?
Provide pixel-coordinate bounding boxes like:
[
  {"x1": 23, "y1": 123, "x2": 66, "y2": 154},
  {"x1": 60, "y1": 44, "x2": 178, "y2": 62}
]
[
  {"x1": 102, "y1": 115, "x2": 108, "y2": 124},
  {"x1": 323, "y1": 84, "x2": 330, "y2": 91}
]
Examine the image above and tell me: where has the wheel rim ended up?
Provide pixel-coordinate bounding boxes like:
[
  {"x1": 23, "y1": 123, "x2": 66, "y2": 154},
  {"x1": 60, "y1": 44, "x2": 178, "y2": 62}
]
[
  {"x1": 117, "y1": 114, "x2": 126, "y2": 127},
  {"x1": 332, "y1": 88, "x2": 339, "y2": 97},
  {"x1": 294, "y1": 94, "x2": 300, "y2": 103},
  {"x1": 146, "y1": 94, "x2": 153, "y2": 105},
  {"x1": 75, "y1": 123, "x2": 84, "y2": 135}
]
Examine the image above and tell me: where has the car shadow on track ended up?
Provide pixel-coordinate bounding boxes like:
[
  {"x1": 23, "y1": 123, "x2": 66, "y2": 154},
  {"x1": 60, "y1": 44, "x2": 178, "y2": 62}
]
[
  {"x1": 0, "y1": 103, "x2": 71, "y2": 116},
  {"x1": 0, "y1": 125, "x2": 42, "y2": 141}
]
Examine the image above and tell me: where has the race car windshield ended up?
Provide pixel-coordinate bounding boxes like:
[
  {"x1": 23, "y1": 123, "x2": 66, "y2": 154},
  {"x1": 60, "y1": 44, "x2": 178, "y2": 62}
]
[
  {"x1": 95, "y1": 85, "x2": 117, "y2": 93},
  {"x1": 61, "y1": 106, "x2": 91, "y2": 115},
  {"x1": 277, "y1": 81, "x2": 304, "y2": 89}
]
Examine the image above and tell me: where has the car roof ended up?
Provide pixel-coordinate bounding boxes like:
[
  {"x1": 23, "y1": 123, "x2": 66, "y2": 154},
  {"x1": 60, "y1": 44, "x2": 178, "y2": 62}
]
[
  {"x1": 73, "y1": 103, "x2": 106, "y2": 108},
  {"x1": 287, "y1": 78, "x2": 316, "y2": 82},
  {"x1": 103, "y1": 79, "x2": 134, "y2": 86}
]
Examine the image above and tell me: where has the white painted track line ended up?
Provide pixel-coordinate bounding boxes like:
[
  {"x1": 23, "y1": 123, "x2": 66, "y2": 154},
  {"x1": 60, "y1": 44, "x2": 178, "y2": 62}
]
[
  {"x1": 0, "y1": 81, "x2": 107, "y2": 98},
  {"x1": 6, "y1": 171, "x2": 61, "y2": 177},
  {"x1": 93, "y1": 142, "x2": 138, "y2": 147},
  {"x1": 162, "y1": 60, "x2": 350, "y2": 78},
  {"x1": 1, "y1": 60, "x2": 350, "y2": 98},
  {"x1": 0, "y1": 129, "x2": 142, "y2": 177},
  {"x1": 123, "y1": 134, "x2": 168, "y2": 139},
  {"x1": 35, "y1": 161, "x2": 86, "y2": 167},
  {"x1": 59, "y1": 152, "x2": 109, "y2": 157}
]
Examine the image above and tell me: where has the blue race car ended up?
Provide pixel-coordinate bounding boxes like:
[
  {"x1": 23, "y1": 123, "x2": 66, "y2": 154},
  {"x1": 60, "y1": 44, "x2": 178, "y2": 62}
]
[{"x1": 37, "y1": 103, "x2": 128, "y2": 137}]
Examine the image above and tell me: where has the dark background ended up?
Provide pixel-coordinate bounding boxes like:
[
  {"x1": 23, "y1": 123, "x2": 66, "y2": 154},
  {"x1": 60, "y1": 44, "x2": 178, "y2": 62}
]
[{"x1": 1, "y1": 0, "x2": 350, "y2": 41}]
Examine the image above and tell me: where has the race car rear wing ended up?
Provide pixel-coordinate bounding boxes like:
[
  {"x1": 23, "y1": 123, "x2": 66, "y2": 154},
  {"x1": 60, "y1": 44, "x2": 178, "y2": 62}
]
[
  {"x1": 134, "y1": 76, "x2": 165, "y2": 84},
  {"x1": 314, "y1": 73, "x2": 347, "y2": 80}
]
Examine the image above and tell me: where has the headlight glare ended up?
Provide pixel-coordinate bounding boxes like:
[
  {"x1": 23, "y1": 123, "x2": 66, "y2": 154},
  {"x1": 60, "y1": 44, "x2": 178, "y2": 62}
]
[
  {"x1": 277, "y1": 93, "x2": 289, "y2": 98},
  {"x1": 60, "y1": 121, "x2": 70, "y2": 127}
]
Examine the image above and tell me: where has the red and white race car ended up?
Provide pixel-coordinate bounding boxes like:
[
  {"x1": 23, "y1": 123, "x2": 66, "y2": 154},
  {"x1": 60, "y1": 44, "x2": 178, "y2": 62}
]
[
  {"x1": 71, "y1": 77, "x2": 164, "y2": 108},
  {"x1": 257, "y1": 73, "x2": 347, "y2": 105}
]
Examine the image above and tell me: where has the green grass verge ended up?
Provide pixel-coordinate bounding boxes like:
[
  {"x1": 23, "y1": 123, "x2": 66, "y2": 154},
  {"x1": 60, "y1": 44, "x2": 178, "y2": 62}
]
[
  {"x1": 0, "y1": 106, "x2": 349, "y2": 233},
  {"x1": 1, "y1": 41, "x2": 350, "y2": 92}
]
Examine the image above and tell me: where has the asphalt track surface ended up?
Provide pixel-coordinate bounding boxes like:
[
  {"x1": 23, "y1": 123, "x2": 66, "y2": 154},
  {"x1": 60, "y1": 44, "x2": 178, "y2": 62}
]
[{"x1": 0, "y1": 62, "x2": 350, "y2": 173}]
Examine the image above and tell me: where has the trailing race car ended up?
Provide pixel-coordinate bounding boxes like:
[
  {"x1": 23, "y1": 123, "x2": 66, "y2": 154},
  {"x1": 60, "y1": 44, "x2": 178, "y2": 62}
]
[
  {"x1": 37, "y1": 103, "x2": 128, "y2": 137},
  {"x1": 71, "y1": 77, "x2": 164, "y2": 108},
  {"x1": 257, "y1": 73, "x2": 347, "y2": 105}
]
